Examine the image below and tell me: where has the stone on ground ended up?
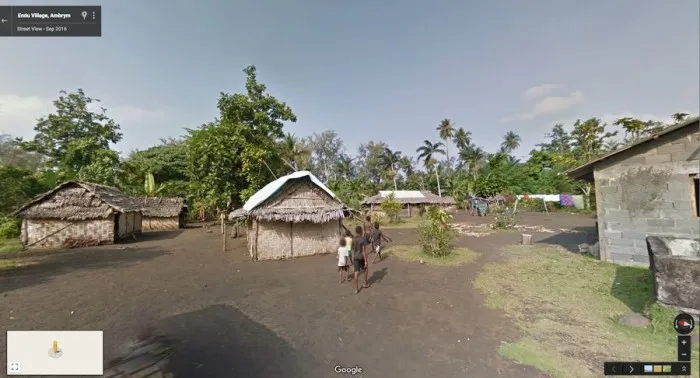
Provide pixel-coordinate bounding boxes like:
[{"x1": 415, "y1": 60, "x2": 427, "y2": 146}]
[{"x1": 618, "y1": 312, "x2": 650, "y2": 328}]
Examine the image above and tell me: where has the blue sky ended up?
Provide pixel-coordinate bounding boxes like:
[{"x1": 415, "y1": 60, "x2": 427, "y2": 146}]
[{"x1": 1, "y1": 0, "x2": 698, "y2": 161}]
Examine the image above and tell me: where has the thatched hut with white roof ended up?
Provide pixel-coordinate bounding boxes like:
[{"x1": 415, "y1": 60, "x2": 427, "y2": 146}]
[{"x1": 229, "y1": 171, "x2": 348, "y2": 261}]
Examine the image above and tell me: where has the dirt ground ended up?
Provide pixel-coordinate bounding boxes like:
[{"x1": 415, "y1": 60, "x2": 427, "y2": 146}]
[{"x1": 0, "y1": 211, "x2": 596, "y2": 377}]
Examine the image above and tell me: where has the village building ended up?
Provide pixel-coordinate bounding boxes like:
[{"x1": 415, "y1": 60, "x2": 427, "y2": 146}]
[
  {"x1": 362, "y1": 190, "x2": 456, "y2": 216},
  {"x1": 135, "y1": 196, "x2": 188, "y2": 231},
  {"x1": 229, "y1": 171, "x2": 348, "y2": 261},
  {"x1": 567, "y1": 117, "x2": 700, "y2": 266},
  {"x1": 13, "y1": 181, "x2": 143, "y2": 249}
]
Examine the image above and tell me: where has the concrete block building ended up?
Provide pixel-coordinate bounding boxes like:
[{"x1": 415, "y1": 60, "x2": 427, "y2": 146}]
[{"x1": 567, "y1": 117, "x2": 700, "y2": 266}]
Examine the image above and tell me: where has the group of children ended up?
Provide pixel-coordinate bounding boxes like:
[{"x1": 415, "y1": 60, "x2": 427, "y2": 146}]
[{"x1": 338, "y1": 215, "x2": 392, "y2": 294}]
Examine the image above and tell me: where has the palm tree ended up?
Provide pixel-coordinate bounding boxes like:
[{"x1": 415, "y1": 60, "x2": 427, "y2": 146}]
[
  {"x1": 398, "y1": 156, "x2": 415, "y2": 177},
  {"x1": 436, "y1": 119, "x2": 455, "y2": 168},
  {"x1": 336, "y1": 155, "x2": 355, "y2": 179},
  {"x1": 672, "y1": 113, "x2": 690, "y2": 123},
  {"x1": 452, "y1": 127, "x2": 472, "y2": 151},
  {"x1": 279, "y1": 132, "x2": 311, "y2": 171},
  {"x1": 416, "y1": 140, "x2": 446, "y2": 196},
  {"x1": 382, "y1": 147, "x2": 402, "y2": 191},
  {"x1": 459, "y1": 146, "x2": 485, "y2": 173},
  {"x1": 603, "y1": 139, "x2": 622, "y2": 152},
  {"x1": 500, "y1": 131, "x2": 521, "y2": 153}
]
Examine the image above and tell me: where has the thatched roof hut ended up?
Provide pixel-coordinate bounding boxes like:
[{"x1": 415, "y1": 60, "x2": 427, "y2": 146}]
[
  {"x1": 229, "y1": 171, "x2": 347, "y2": 261},
  {"x1": 13, "y1": 181, "x2": 143, "y2": 249},
  {"x1": 362, "y1": 190, "x2": 455, "y2": 216},
  {"x1": 135, "y1": 196, "x2": 188, "y2": 231}
]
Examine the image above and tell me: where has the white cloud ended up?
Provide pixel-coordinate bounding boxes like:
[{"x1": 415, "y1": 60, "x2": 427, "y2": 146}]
[
  {"x1": 0, "y1": 93, "x2": 168, "y2": 139},
  {"x1": 501, "y1": 89, "x2": 585, "y2": 122},
  {"x1": 523, "y1": 84, "x2": 563, "y2": 99}
]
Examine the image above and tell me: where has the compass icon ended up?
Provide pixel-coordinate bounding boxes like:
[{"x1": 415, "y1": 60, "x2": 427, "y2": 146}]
[{"x1": 673, "y1": 313, "x2": 695, "y2": 335}]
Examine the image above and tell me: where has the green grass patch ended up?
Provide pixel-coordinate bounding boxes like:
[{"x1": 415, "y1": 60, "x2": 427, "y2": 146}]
[
  {"x1": 0, "y1": 259, "x2": 18, "y2": 271},
  {"x1": 474, "y1": 245, "x2": 696, "y2": 377},
  {"x1": 385, "y1": 244, "x2": 480, "y2": 266},
  {"x1": 0, "y1": 238, "x2": 22, "y2": 253}
]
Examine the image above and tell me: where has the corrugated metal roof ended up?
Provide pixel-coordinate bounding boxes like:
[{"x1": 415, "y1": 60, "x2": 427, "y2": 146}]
[
  {"x1": 242, "y1": 171, "x2": 337, "y2": 212},
  {"x1": 378, "y1": 190, "x2": 425, "y2": 199}
]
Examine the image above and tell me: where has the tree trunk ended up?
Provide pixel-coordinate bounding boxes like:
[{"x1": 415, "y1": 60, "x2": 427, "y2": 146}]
[{"x1": 435, "y1": 167, "x2": 442, "y2": 197}]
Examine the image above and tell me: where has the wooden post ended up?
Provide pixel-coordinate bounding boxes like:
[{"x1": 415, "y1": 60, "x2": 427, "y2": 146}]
[
  {"x1": 222, "y1": 222, "x2": 227, "y2": 251},
  {"x1": 522, "y1": 234, "x2": 533, "y2": 245},
  {"x1": 220, "y1": 213, "x2": 224, "y2": 234},
  {"x1": 542, "y1": 198, "x2": 549, "y2": 214},
  {"x1": 408, "y1": 203, "x2": 412, "y2": 217}
]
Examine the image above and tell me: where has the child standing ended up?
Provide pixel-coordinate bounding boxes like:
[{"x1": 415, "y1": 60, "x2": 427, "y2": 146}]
[
  {"x1": 344, "y1": 229, "x2": 354, "y2": 275},
  {"x1": 338, "y1": 238, "x2": 349, "y2": 283},
  {"x1": 371, "y1": 221, "x2": 392, "y2": 263}
]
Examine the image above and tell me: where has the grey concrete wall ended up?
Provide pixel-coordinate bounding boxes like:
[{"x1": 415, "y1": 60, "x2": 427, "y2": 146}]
[{"x1": 594, "y1": 124, "x2": 700, "y2": 266}]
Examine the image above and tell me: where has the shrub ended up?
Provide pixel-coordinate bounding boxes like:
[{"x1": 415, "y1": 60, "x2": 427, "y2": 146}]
[
  {"x1": 0, "y1": 216, "x2": 21, "y2": 239},
  {"x1": 491, "y1": 206, "x2": 516, "y2": 230},
  {"x1": 380, "y1": 193, "x2": 402, "y2": 223},
  {"x1": 518, "y1": 198, "x2": 546, "y2": 212},
  {"x1": 418, "y1": 206, "x2": 457, "y2": 257},
  {"x1": 418, "y1": 205, "x2": 427, "y2": 217}
]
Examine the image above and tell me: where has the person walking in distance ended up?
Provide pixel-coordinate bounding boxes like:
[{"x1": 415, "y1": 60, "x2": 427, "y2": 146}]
[
  {"x1": 371, "y1": 221, "x2": 392, "y2": 263},
  {"x1": 363, "y1": 215, "x2": 374, "y2": 245},
  {"x1": 352, "y1": 225, "x2": 370, "y2": 294}
]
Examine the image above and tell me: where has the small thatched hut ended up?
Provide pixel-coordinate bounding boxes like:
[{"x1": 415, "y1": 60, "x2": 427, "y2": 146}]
[
  {"x1": 229, "y1": 171, "x2": 347, "y2": 261},
  {"x1": 136, "y1": 197, "x2": 188, "y2": 231},
  {"x1": 362, "y1": 190, "x2": 456, "y2": 216},
  {"x1": 12, "y1": 181, "x2": 143, "y2": 249}
]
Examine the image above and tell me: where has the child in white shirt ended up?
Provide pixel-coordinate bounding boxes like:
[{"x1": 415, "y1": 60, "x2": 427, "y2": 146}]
[{"x1": 338, "y1": 238, "x2": 348, "y2": 283}]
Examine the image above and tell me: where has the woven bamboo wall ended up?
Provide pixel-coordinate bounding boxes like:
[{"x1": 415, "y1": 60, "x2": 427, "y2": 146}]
[
  {"x1": 23, "y1": 217, "x2": 115, "y2": 249},
  {"x1": 249, "y1": 219, "x2": 339, "y2": 260},
  {"x1": 134, "y1": 213, "x2": 143, "y2": 233},
  {"x1": 142, "y1": 217, "x2": 179, "y2": 231}
]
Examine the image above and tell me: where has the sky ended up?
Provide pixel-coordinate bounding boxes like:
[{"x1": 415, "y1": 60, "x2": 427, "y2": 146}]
[{"x1": 1, "y1": 0, "x2": 698, "y2": 161}]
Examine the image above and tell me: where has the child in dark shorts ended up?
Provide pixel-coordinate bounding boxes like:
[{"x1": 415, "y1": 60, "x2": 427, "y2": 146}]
[{"x1": 352, "y1": 225, "x2": 370, "y2": 294}]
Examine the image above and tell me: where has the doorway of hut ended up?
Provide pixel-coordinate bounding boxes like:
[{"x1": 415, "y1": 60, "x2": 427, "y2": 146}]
[{"x1": 113, "y1": 213, "x2": 120, "y2": 241}]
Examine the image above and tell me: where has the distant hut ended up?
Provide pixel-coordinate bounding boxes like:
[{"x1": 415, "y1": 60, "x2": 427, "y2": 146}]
[
  {"x1": 362, "y1": 190, "x2": 456, "y2": 216},
  {"x1": 136, "y1": 197, "x2": 188, "y2": 231},
  {"x1": 12, "y1": 181, "x2": 143, "y2": 249},
  {"x1": 229, "y1": 171, "x2": 347, "y2": 261}
]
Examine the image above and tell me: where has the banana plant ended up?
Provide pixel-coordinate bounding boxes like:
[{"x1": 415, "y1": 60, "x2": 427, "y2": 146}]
[{"x1": 144, "y1": 172, "x2": 170, "y2": 196}]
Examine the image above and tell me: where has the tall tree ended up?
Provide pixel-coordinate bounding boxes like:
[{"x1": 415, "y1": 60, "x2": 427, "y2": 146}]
[
  {"x1": 452, "y1": 127, "x2": 472, "y2": 151},
  {"x1": 0, "y1": 134, "x2": 43, "y2": 171},
  {"x1": 538, "y1": 124, "x2": 571, "y2": 154},
  {"x1": 186, "y1": 65, "x2": 297, "y2": 210},
  {"x1": 568, "y1": 118, "x2": 618, "y2": 208},
  {"x1": 279, "y1": 132, "x2": 311, "y2": 171},
  {"x1": 356, "y1": 141, "x2": 389, "y2": 184},
  {"x1": 500, "y1": 131, "x2": 521, "y2": 153},
  {"x1": 416, "y1": 140, "x2": 446, "y2": 196},
  {"x1": 613, "y1": 117, "x2": 645, "y2": 142},
  {"x1": 382, "y1": 147, "x2": 402, "y2": 191},
  {"x1": 436, "y1": 119, "x2": 455, "y2": 167},
  {"x1": 672, "y1": 112, "x2": 690, "y2": 123},
  {"x1": 307, "y1": 130, "x2": 345, "y2": 183},
  {"x1": 16, "y1": 89, "x2": 122, "y2": 179}
]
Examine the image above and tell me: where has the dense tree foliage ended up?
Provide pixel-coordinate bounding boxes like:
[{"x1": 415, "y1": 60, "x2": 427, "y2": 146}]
[{"x1": 0, "y1": 66, "x2": 695, "y2": 237}]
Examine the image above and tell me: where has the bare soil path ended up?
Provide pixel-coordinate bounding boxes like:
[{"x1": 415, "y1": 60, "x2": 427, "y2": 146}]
[{"x1": 0, "y1": 212, "x2": 596, "y2": 377}]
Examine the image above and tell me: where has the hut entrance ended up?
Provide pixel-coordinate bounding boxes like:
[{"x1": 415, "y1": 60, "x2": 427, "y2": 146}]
[{"x1": 114, "y1": 213, "x2": 121, "y2": 241}]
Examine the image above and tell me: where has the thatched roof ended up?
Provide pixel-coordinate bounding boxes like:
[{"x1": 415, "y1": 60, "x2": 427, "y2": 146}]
[
  {"x1": 229, "y1": 171, "x2": 346, "y2": 223},
  {"x1": 13, "y1": 181, "x2": 142, "y2": 220},
  {"x1": 362, "y1": 190, "x2": 456, "y2": 205},
  {"x1": 134, "y1": 196, "x2": 187, "y2": 217}
]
